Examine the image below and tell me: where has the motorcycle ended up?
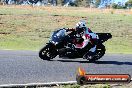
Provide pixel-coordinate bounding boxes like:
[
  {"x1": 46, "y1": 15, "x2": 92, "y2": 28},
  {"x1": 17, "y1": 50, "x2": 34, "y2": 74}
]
[{"x1": 39, "y1": 28, "x2": 112, "y2": 62}]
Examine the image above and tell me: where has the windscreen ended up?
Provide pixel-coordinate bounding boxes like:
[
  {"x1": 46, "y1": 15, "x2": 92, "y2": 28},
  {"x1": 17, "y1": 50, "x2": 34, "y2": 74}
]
[{"x1": 50, "y1": 29, "x2": 66, "y2": 44}]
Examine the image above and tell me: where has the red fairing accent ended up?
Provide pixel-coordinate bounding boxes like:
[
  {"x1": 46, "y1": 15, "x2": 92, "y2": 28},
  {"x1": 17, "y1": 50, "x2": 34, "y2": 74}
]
[
  {"x1": 76, "y1": 42, "x2": 84, "y2": 47},
  {"x1": 85, "y1": 34, "x2": 90, "y2": 39}
]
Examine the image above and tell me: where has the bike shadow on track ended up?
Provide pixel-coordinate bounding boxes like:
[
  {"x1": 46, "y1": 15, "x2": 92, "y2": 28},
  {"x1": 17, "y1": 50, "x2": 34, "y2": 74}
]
[{"x1": 51, "y1": 59, "x2": 132, "y2": 65}]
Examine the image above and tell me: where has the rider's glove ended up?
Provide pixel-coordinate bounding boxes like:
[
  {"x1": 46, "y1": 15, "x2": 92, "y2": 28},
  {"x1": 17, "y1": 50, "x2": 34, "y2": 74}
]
[{"x1": 66, "y1": 28, "x2": 75, "y2": 32}]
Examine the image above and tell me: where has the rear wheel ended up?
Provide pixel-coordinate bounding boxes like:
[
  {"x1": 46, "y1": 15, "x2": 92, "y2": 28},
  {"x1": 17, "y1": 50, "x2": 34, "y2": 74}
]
[
  {"x1": 93, "y1": 44, "x2": 105, "y2": 61},
  {"x1": 83, "y1": 44, "x2": 106, "y2": 62},
  {"x1": 39, "y1": 44, "x2": 57, "y2": 60}
]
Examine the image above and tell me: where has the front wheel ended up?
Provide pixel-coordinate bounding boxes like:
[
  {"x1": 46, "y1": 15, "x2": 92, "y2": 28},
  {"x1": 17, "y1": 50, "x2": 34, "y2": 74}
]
[
  {"x1": 83, "y1": 44, "x2": 106, "y2": 62},
  {"x1": 39, "y1": 44, "x2": 57, "y2": 60}
]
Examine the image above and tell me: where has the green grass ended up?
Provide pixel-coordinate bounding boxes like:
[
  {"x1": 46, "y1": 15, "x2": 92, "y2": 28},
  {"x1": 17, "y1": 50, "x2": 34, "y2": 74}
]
[{"x1": 0, "y1": 6, "x2": 132, "y2": 53}]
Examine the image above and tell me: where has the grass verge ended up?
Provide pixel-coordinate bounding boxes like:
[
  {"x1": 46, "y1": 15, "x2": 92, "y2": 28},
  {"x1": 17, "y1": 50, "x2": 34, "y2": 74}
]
[{"x1": 0, "y1": 5, "x2": 132, "y2": 54}]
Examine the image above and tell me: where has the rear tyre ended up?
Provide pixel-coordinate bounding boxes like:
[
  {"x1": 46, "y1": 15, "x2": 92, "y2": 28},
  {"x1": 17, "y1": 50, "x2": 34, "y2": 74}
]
[
  {"x1": 94, "y1": 44, "x2": 106, "y2": 60},
  {"x1": 39, "y1": 44, "x2": 57, "y2": 60},
  {"x1": 83, "y1": 44, "x2": 106, "y2": 62}
]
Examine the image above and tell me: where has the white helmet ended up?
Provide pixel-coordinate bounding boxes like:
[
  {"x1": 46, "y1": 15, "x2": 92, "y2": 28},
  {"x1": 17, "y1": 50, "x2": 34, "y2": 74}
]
[{"x1": 76, "y1": 20, "x2": 86, "y2": 28}]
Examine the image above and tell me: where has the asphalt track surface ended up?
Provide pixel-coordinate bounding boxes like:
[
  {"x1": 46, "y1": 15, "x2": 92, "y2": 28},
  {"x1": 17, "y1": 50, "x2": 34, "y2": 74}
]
[{"x1": 0, "y1": 50, "x2": 132, "y2": 85}]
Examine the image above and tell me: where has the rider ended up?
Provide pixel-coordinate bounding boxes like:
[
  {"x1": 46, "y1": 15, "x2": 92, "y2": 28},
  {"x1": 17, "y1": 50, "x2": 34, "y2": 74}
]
[{"x1": 70, "y1": 20, "x2": 98, "y2": 55}]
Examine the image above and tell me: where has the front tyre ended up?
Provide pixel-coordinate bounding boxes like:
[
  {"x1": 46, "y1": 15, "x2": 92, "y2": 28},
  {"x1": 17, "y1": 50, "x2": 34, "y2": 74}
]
[{"x1": 39, "y1": 44, "x2": 57, "y2": 60}]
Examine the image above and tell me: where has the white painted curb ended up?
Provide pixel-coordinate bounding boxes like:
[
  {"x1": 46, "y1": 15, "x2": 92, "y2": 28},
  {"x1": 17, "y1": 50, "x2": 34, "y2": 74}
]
[
  {"x1": 0, "y1": 81, "x2": 77, "y2": 87},
  {"x1": 0, "y1": 79, "x2": 131, "y2": 87}
]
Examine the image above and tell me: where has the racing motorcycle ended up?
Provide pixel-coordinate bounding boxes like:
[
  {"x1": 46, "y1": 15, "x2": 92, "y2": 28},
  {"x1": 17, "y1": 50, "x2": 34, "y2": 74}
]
[{"x1": 39, "y1": 28, "x2": 112, "y2": 62}]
